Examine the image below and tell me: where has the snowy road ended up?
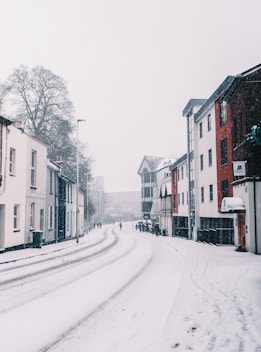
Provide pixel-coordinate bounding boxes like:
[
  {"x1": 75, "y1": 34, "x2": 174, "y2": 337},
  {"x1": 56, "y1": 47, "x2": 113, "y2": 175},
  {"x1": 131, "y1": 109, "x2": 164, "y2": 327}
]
[{"x1": 0, "y1": 223, "x2": 261, "y2": 351}]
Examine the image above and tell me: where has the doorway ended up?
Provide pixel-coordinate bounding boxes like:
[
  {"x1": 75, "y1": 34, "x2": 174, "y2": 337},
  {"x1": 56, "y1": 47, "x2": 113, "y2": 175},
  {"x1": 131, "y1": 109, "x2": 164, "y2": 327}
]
[{"x1": 237, "y1": 213, "x2": 246, "y2": 249}]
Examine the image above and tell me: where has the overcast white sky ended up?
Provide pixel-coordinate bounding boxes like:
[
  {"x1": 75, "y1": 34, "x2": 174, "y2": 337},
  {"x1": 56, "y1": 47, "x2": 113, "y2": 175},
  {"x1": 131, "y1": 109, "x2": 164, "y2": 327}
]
[{"x1": 0, "y1": 0, "x2": 261, "y2": 191}]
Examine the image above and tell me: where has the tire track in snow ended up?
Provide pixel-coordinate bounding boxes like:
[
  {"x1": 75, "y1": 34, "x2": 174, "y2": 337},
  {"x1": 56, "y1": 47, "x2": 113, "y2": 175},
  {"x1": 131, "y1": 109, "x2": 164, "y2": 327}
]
[
  {"x1": 38, "y1": 233, "x2": 155, "y2": 352},
  {"x1": 0, "y1": 227, "x2": 139, "y2": 315}
]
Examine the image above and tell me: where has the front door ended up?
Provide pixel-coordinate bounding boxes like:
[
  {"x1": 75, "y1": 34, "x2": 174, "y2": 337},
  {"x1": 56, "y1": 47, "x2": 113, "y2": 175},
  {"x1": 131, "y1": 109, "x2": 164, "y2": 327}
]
[{"x1": 238, "y1": 213, "x2": 246, "y2": 249}]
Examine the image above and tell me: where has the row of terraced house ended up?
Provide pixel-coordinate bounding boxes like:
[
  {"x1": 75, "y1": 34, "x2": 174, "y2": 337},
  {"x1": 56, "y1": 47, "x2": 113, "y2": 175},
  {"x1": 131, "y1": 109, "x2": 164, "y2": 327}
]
[
  {"x1": 138, "y1": 63, "x2": 261, "y2": 254},
  {"x1": 0, "y1": 116, "x2": 85, "y2": 251}
]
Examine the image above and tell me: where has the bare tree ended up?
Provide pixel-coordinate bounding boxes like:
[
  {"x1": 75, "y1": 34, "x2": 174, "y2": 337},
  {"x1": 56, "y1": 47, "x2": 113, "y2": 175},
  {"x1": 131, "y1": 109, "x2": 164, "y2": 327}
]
[
  {"x1": 0, "y1": 83, "x2": 11, "y2": 113},
  {"x1": 4, "y1": 65, "x2": 74, "y2": 155},
  {"x1": 3, "y1": 65, "x2": 95, "y2": 219}
]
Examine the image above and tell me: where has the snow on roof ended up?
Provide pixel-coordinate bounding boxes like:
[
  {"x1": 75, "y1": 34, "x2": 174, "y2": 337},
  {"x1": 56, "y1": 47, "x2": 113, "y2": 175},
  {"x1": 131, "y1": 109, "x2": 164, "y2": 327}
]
[{"x1": 221, "y1": 197, "x2": 245, "y2": 213}]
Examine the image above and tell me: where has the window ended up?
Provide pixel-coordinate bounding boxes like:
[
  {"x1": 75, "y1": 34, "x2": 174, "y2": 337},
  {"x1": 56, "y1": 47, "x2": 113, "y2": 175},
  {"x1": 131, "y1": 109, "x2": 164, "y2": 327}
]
[
  {"x1": 220, "y1": 101, "x2": 227, "y2": 125},
  {"x1": 178, "y1": 193, "x2": 180, "y2": 205},
  {"x1": 181, "y1": 166, "x2": 184, "y2": 179},
  {"x1": 143, "y1": 173, "x2": 150, "y2": 183},
  {"x1": 208, "y1": 149, "x2": 212, "y2": 166},
  {"x1": 173, "y1": 194, "x2": 177, "y2": 209},
  {"x1": 31, "y1": 150, "x2": 37, "y2": 187},
  {"x1": 9, "y1": 148, "x2": 16, "y2": 175},
  {"x1": 200, "y1": 154, "x2": 204, "y2": 170},
  {"x1": 69, "y1": 184, "x2": 73, "y2": 203},
  {"x1": 48, "y1": 206, "x2": 54, "y2": 229},
  {"x1": 222, "y1": 180, "x2": 229, "y2": 198},
  {"x1": 199, "y1": 122, "x2": 203, "y2": 138},
  {"x1": 173, "y1": 170, "x2": 177, "y2": 186},
  {"x1": 209, "y1": 185, "x2": 213, "y2": 201},
  {"x1": 182, "y1": 192, "x2": 184, "y2": 205},
  {"x1": 221, "y1": 139, "x2": 228, "y2": 165},
  {"x1": 66, "y1": 211, "x2": 70, "y2": 231},
  {"x1": 30, "y1": 203, "x2": 35, "y2": 228},
  {"x1": 49, "y1": 170, "x2": 53, "y2": 194},
  {"x1": 207, "y1": 113, "x2": 211, "y2": 131},
  {"x1": 13, "y1": 205, "x2": 20, "y2": 230},
  {"x1": 40, "y1": 209, "x2": 44, "y2": 231},
  {"x1": 201, "y1": 187, "x2": 204, "y2": 203},
  {"x1": 144, "y1": 187, "x2": 151, "y2": 198}
]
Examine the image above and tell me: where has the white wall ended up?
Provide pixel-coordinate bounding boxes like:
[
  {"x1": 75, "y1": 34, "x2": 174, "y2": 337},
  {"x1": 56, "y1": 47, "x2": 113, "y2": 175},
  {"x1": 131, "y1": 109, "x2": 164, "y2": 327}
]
[
  {"x1": 25, "y1": 136, "x2": 47, "y2": 244},
  {"x1": 177, "y1": 159, "x2": 188, "y2": 216},
  {"x1": 196, "y1": 107, "x2": 219, "y2": 218},
  {"x1": 0, "y1": 125, "x2": 27, "y2": 248}
]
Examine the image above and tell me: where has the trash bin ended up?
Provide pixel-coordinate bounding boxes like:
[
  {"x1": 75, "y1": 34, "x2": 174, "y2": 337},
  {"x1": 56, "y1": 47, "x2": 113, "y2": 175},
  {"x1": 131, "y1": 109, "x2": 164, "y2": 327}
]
[{"x1": 32, "y1": 231, "x2": 43, "y2": 248}]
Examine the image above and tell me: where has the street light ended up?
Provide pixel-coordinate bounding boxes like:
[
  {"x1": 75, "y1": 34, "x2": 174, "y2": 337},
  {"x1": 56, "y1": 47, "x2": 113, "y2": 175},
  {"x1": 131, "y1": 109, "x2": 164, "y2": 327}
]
[{"x1": 76, "y1": 119, "x2": 85, "y2": 243}]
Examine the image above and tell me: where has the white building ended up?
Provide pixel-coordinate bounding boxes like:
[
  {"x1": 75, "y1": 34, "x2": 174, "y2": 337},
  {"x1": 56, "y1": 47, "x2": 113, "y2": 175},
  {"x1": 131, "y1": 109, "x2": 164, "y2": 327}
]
[
  {"x1": 25, "y1": 134, "x2": 48, "y2": 245},
  {"x1": 0, "y1": 118, "x2": 48, "y2": 249},
  {"x1": 154, "y1": 157, "x2": 175, "y2": 236},
  {"x1": 0, "y1": 118, "x2": 27, "y2": 249}
]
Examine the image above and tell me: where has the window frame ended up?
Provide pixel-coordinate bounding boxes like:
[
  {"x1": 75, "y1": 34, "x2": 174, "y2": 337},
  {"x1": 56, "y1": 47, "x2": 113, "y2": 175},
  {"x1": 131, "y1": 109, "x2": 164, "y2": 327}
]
[
  {"x1": 220, "y1": 101, "x2": 227, "y2": 125},
  {"x1": 209, "y1": 184, "x2": 213, "y2": 202},
  {"x1": 222, "y1": 180, "x2": 229, "y2": 198},
  {"x1": 208, "y1": 148, "x2": 212, "y2": 167},
  {"x1": 199, "y1": 122, "x2": 203, "y2": 138},
  {"x1": 201, "y1": 187, "x2": 204, "y2": 203},
  {"x1": 200, "y1": 154, "x2": 204, "y2": 171},
  {"x1": 13, "y1": 204, "x2": 20, "y2": 231},
  {"x1": 31, "y1": 150, "x2": 37, "y2": 188},
  {"x1": 221, "y1": 139, "x2": 228, "y2": 165},
  {"x1": 207, "y1": 113, "x2": 211, "y2": 131},
  {"x1": 9, "y1": 148, "x2": 16, "y2": 175},
  {"x1": 48, "y1": 206, "x2": 54, "y2": 229},
  {"x1": 30, "y1": 202, "x2": 35, "y2": 229}
]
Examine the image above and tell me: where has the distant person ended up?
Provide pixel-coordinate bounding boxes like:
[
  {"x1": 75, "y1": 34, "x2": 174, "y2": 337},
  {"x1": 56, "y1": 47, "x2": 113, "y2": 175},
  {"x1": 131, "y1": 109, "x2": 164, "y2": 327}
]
[{"x1": 119, "y1": 222, "x2": 122, "y2": 230}]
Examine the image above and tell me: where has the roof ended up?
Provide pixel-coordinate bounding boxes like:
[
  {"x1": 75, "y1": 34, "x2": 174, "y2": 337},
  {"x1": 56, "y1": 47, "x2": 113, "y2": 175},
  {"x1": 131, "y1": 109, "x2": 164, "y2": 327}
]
[
  {"x1": 137, "y1": 156, "x2": 165, "y2": 175},
  {"x1": 240, "y1": 63, "x2": 261, "y2": 77},
  {"x1": 182, "y1": 99, "x2": 207, "y2": 117},
  {"x1": 169, "y1": 153, "x2": 187, "y2": 171},
  {"x1": 223, "y1": 63, "x2": 261, "y2": 101},
  {"x1": 156, "y1": 156, "x2": 177, "y2": 172},
  {"x1": 194, "y1": 76, "x2": 235, "y2": 122},
  {"x1": 0, "y1": 115, "x2": 13, "y2": 126}
]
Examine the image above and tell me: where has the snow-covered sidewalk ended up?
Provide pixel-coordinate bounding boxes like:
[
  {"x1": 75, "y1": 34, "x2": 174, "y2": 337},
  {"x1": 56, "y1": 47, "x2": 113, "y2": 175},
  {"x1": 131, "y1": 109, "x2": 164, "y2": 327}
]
[{"x1": 0, "y1": 229, "x2": 104, "y2": 264}]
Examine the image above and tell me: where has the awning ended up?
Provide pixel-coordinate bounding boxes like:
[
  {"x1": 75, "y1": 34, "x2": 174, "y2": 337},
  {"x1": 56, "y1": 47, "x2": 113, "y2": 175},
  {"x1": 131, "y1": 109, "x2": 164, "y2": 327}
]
[{"x1": 221, "y1": 197, "x2": 245, "y2": 213}]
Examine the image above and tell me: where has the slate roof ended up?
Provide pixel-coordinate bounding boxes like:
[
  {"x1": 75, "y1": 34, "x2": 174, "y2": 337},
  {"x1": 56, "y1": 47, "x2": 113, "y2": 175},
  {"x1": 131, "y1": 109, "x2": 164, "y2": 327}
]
[
  {"x1": 169, "y1": 153, "x2": 187, "y2": 171},
  {"x1": 182, "y1": 99, "x2": 207, "y2": 117},
  {"x1": 194, "y1": 76, "x2": 235, "y2": 122},
  {"x1": 137, "y1": 156, "x2": 165, "y2": 175}
]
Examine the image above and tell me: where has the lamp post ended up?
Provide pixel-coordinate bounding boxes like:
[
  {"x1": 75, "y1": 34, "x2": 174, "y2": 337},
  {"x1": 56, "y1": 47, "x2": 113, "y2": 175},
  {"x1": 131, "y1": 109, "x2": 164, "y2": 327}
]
[{"x1": 76, "y1": 119, "x2": 85, "y2": 243}]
